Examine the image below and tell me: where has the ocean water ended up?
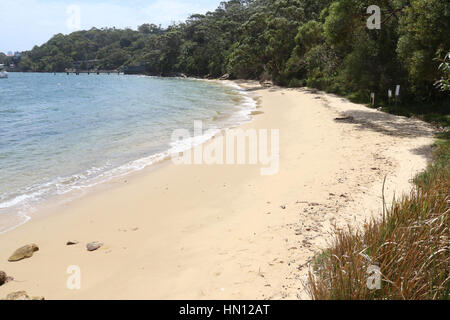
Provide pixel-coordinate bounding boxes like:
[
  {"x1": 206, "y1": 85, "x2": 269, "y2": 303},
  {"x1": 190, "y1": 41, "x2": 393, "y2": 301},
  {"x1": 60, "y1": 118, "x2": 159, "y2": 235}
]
[{"x1": 0, "y1": 73, "x2": 255, "y2": 233}]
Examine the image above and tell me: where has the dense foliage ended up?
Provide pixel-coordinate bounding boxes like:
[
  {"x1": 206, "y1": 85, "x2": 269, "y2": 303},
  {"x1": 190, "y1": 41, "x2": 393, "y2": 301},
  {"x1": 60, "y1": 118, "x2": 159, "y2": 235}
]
[
  {"x1": 9, "y1": 0, "x2": 450, "y2": 111},
  {"x1": 308, "y1": 137, "x2": 450, "y2": 300},
  {"x1": 436, "y1": 53, "x2": 450, "y2": 92}
]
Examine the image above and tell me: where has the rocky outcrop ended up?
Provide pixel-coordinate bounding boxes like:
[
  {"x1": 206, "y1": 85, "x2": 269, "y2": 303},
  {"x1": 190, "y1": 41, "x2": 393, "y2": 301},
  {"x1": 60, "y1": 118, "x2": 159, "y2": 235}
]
[
  {"x1": 2, "y1": 291, "x2": 44, "y2": 300},
  {"x1": 260, "y1": 80, "x2": 273, "y2": 88},
  {"x1": 0, "y1": 271, "x2": 6, "y2": 285},
  {"x1": 8, "y1": 244, "x2": 39, "y2": 262}
]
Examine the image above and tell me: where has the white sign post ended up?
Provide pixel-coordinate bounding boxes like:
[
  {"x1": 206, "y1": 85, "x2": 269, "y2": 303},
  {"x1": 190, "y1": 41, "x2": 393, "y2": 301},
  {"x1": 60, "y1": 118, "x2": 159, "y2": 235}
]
[{"x1": 395, "y1": 85, "x2": 400, "y2": 106}]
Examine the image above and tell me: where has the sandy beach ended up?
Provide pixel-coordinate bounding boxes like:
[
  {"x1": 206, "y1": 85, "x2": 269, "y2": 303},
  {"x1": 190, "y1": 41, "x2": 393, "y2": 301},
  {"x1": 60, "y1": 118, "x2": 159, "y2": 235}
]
[{"x1": 0, "y1": 80, "x2": 436, "y2": 300}]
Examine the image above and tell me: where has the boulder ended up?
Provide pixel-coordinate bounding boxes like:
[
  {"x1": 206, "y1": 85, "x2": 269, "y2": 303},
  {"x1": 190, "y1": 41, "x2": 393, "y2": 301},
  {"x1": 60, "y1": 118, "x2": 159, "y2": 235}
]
[
  {"x1": 8, "y1": 244, "x2": 39, "y2": 262},
  {"x1": 219, "y1": 73, "x2": 230, "y2": 80},
  {"x1": 87, "y1": 241, "x2": 103, "y2": 252},
  {"x1": 4, "y1": 291, "x2": 29, "y2": 300}
]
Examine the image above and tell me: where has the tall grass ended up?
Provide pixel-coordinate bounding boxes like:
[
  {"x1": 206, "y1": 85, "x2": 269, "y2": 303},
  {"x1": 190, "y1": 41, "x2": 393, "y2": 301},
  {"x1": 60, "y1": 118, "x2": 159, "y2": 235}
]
[{"x1": 307, "y1": 139, "x2": 449, "y2": 300}]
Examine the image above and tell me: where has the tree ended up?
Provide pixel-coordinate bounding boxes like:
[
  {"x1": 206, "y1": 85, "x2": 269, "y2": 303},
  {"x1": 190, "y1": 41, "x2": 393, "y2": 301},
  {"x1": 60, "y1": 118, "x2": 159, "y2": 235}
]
[
  {"x1": 435, "y1": 52, "x2": 450, "y2": 92},
  {"x1": 397, "y1": 0, "x2": 450, "y2": 100},
  {"x1": 138, "y1": 24, "x2": 163, "y2": 35},
  {"x1": 10, "y1": 0, "x2": 450, "y2": 112}
]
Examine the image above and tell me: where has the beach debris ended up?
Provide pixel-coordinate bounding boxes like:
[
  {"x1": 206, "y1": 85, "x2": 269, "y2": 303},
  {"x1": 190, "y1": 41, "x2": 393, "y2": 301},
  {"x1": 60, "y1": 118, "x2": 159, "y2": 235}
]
[
  {"x1": 334, "y1": 116, "x2": 354, "y2": 122},
  {"x1": 2, "y1": 291, "x2": 45, "y2": 300},
  {"x1": 260, "y1": 80, "x2": 273, "y2": 88},
  {"x1": 219, "y1": 73, "x2": 230, "y2": 80},
  {"x1": 119, "y1": 227, "x2": 139, "y2": 232},
  {"x1": 87, "y1": 241, "x2": 103, "y2": 252},
  {"x1": 280, "y1": 205, "x2": 286, "y2": 210},
  {"x1": 8, "y1": 244, "x2": 39, "y2": 262},
  {"x1": 66, "y1": 240, "x2": 79, "y2": 246}
]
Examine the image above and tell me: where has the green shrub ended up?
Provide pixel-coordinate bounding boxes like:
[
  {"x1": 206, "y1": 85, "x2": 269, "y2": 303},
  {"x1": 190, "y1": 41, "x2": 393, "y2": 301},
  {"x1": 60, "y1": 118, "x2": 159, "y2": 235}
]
[{"x1": 308, "y1": 140, "x2": 450, "y2": 300}]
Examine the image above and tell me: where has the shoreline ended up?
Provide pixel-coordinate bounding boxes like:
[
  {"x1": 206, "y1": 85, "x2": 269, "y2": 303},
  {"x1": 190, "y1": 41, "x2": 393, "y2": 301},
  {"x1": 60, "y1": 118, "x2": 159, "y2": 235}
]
[
  {"x1": 0, "y1": 76, "x2": 257, "y2": 235},
  {"x1": 0, "y1": 81, "x2": 435, "y2": 299}
]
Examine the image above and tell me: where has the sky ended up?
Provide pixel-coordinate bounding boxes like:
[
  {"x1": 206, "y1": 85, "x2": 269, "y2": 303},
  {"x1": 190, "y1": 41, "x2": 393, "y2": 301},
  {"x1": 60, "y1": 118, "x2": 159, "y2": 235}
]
[{"x1": 0, "y1": 0, "x2": 223, "y2": 54}]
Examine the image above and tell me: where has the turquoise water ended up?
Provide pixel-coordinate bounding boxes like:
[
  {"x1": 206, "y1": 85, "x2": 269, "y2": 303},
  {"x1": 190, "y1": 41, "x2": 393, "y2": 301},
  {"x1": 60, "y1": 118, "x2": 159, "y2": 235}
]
[{"x1": 0, "y1": 73, "x2": 255, "y2": 232}]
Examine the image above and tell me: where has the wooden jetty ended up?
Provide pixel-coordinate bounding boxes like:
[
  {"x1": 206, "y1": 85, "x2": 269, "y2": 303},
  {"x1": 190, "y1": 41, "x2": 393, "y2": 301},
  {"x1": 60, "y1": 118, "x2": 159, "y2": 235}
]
[
  {"x1": 64, "y1": 69, "x2": 122, "y2": 75},
  {"x1": 65, "y1": 60, "x2": 122, "y2": 75}
]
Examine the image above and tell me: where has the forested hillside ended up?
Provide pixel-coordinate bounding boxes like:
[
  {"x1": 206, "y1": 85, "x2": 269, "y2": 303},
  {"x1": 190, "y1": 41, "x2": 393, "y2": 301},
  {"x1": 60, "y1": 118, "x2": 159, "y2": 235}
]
[{"x1": 12, "y1": 0, "x2": 450, "y2": 113}]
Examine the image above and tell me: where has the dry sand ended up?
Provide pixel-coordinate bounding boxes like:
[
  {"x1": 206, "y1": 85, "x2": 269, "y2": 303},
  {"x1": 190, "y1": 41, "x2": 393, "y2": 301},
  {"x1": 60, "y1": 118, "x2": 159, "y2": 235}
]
[{"x1": 0, "y1": 81, "x2": 435, "y2": 300}]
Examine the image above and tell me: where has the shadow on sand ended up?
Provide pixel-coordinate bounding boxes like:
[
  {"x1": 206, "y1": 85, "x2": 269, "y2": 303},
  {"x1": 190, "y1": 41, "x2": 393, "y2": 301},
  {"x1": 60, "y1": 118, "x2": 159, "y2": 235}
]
[{"x1": 333, "y1": 110, "x2": 435, "y2": 139}]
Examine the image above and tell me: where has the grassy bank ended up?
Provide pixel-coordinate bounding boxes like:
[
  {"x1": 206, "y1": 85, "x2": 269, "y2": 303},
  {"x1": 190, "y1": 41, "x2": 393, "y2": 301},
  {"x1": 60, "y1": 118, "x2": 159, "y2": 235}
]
[{"x1": 307, "y1": 137, "x2": 449, "y2": 300}]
